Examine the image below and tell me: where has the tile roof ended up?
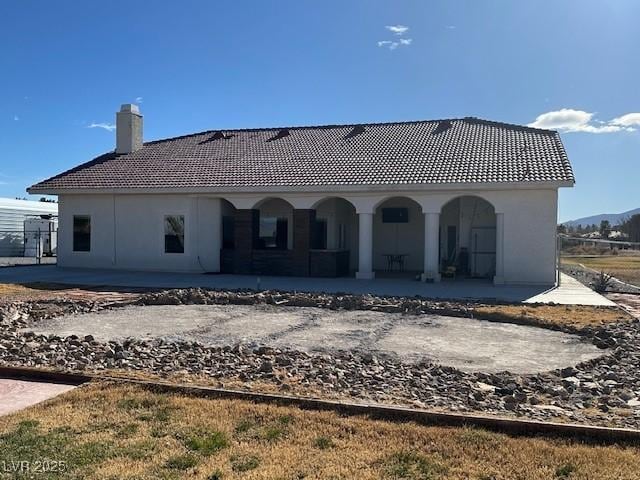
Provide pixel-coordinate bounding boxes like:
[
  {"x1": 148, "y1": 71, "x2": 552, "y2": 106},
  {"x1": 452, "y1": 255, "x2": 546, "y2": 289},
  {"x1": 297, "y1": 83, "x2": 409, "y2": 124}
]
[{"x1": 28, "y1": 117, "x2": 574, "y2": 193}]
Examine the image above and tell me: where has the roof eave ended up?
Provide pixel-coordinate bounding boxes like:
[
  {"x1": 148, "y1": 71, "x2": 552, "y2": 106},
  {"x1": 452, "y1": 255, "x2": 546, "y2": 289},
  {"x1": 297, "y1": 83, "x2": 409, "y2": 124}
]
[{"x1": 27, "y1": 180, "x2": 575, "y2": 196}]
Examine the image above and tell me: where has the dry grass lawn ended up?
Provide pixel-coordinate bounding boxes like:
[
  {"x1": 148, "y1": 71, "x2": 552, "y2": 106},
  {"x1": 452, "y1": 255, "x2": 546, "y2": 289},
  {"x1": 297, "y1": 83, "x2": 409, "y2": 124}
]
[
  {"x1": 474, "y1": 304, "x2": 631, "y2": 329},
  {"x1": 1, "y1": 382, "x2": 639, "y2": 480},
  {"x1": 0, "y1": 283, "x2": 91, "y2": 303},
  {"x1": 562, "y1": 255, "x2": 640, "y2": 287},
  {"x1": 0, "y1": 283, "x2": 53, "y2": 302},
  {"x1": 0, "y1": 282, "x2": 140, "y2": 304}
]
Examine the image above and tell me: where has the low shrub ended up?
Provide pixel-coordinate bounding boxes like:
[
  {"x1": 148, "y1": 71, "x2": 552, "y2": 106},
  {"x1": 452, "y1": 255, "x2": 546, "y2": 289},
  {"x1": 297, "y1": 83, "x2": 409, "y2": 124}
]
[
  {"x1": 184, "y1": 430, "x2": 229, "y2": 455},
  {"x1": 164, "y1": 454, "x2": 199, "y2": 470},
  {"x1": 231, "y1": 454, "x2": 260, "y2": 472},
  {"x1": 592, "y1": 271, "x2": 614, "y2": 293},
  {"x1": 313, "y1": 436, "x2": 334, "y2": 450}
]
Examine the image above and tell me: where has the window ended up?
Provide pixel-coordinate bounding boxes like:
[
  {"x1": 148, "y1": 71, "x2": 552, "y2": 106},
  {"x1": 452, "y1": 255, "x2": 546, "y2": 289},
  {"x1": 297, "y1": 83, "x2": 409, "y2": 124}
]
[
  {"x1": 382, "y1": 208, "x2": 409, "y2": 223},
  {"x1": 258, "y1": 216, "x2": 287, "y2": 249},
  {"x1": 73, "y1": 216, "x2": 91, "y2": 252},
  {"x1": 164, "y1": 215, "x2": 185, "y2": 253}
]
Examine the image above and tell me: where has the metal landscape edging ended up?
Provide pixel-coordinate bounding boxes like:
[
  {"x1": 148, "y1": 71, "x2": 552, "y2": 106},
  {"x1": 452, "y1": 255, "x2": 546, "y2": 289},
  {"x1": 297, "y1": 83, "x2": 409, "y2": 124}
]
[{"x1": 1, "y1": 365, "x2": 639, "y2": 445}]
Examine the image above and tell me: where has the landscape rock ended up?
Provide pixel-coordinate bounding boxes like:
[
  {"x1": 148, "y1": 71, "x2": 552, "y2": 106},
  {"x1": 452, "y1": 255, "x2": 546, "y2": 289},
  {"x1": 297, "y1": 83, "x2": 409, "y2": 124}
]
[{"x1": 1, "y1": 290, "x2": 640, "y2": 428}]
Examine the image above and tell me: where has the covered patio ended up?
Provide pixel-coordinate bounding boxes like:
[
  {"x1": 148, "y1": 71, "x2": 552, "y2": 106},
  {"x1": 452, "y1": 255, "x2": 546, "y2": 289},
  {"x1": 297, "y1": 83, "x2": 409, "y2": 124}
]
[
  {"x1": 0, "y1": 266, "x2": 614, "y2": 306},
  {"x1": 215, "y1": 192, "x2": 502, "y2": 284}
]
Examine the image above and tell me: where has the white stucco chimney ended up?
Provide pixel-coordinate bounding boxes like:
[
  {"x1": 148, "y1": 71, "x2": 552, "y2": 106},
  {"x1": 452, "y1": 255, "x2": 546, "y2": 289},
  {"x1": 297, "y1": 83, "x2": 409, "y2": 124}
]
[{"x1": 116, "y1": 104, "x2": 143, "y2": 154}]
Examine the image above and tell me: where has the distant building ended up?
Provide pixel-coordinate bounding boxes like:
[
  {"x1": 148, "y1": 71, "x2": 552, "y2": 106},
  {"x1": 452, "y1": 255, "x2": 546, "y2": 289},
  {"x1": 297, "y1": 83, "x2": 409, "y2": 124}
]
[
  {"x1": 608, "y1": 230, "x2": 627, "y2": 240},
  {"x1": 0, "y1": 198, "x2": 58, "y2": 256}
]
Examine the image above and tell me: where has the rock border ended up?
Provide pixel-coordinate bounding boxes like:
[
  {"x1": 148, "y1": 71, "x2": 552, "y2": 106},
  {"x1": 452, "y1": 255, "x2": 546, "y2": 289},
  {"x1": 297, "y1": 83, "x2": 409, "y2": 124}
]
[{"x1": 1, "y1": 289, "x2": 639, "y2": 429}]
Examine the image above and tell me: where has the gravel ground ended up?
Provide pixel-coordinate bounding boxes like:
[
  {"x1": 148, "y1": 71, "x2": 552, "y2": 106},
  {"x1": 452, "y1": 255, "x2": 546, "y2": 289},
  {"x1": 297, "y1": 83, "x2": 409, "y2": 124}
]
[
  {"x1": 28, "y1": 304, "x2": 603, "y2": 374},
  {"x1": 1, "y1": 289, "x2": 639, "y2": 428},
  {"x1": 562, "y1": 263, "x2": 640, "y2": 294}
]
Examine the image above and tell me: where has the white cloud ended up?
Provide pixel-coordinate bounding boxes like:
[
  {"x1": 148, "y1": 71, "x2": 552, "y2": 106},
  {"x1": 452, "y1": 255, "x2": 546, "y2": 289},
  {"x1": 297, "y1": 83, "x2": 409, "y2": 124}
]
[
  {"x1": 135, "y1": 96, "x2": 143, "y2": 104},
  {"x1": 378, "y1": 25, "x2": 412, "y2": 50},
  {"x1": 13, "y1": 115, "x2": 19, "y2": 121},
  {"x1": 446, "y1": 25, "x2": 456, "y2": 29},
  {"x1": 528, "y1": 108, "x2": 636, "y2": 133},
  {"x1": 385, "y1": 25, "x2": 409, "y2": 35},
  {"x1": 610, "y1": 113, "x2": 640, "y2": 127},
  {"x1": 377, "y1": 38, "x2": 412, "y2": 50},
  {"x1": 377, "y1": 40, "x2": 398, "y2": 50},
  {"x1": 87, "y1": 122, "x2": 116, "y2": 132}
]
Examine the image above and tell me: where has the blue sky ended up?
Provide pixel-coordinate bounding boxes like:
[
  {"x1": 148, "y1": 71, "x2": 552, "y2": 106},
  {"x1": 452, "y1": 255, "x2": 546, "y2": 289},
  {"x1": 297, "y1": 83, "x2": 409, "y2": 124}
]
[{"x1": 1, "y1": 1, "x2": 638, "y2": 222}]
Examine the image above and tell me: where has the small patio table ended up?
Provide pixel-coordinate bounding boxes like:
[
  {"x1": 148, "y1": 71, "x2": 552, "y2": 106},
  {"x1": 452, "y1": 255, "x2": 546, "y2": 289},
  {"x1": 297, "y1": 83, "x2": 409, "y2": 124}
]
[{"x1": 382, "y1": 253, "x2": 408, "y2": 272}]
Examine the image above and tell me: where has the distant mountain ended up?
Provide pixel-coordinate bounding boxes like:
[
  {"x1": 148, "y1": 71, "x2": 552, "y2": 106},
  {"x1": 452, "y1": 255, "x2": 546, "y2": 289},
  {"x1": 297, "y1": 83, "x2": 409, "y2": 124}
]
[{"x1": 564, "y1": 207, "x2": 640, "y2": 227}]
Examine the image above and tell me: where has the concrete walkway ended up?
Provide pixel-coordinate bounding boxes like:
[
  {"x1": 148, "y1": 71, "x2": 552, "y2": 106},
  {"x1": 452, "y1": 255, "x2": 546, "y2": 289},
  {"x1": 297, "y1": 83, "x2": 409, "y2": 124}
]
[
  {"x1": 526, "y1": 274, "x2": 616, "y2": 306},
  {"x1": 0, "y1": 265, "x2": 614, "y2": 306},
  {"x1": 0, "y1": 378, "x2": 75, "y2": 416}
]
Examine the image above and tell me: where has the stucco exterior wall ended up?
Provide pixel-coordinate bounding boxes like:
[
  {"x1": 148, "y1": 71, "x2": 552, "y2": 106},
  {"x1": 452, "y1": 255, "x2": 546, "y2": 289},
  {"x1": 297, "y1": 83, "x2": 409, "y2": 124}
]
[
  {"x1": 499, "y1": 189, "x2": 558, "y2": 285},
  {"x1": 58, "y1": 195, "x2": 116, "y2": 269},
  {"x1": 58, "y1": 194, "x2": 221, "y2": 273},
  {"x1": 57, "y1": 187, "x2": 560, "y2": 284}
]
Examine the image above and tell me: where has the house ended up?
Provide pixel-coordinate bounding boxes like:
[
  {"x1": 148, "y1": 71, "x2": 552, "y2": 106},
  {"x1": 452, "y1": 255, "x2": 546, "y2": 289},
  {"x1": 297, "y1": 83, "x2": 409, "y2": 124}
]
[
  {"x1": 0, "y1": 197, "x2": 58, "y2": 257},
  {"x1": 28, "y1": 104, "x2": 574, "y2": 285}
]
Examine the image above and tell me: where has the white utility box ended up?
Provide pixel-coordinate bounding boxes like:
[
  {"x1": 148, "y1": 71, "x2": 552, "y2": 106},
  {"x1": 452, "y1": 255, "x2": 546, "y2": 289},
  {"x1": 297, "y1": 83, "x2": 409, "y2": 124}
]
[{"x1": 24, "y1": 216, "x2": 58, "y2": 257}]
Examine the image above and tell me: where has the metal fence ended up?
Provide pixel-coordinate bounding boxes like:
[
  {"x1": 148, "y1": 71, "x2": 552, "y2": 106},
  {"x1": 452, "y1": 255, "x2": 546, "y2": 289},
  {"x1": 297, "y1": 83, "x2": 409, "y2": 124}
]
[
  {"x1": 0, "y1": 229, "x2": 58, "y2": 266},
  {"x1": 558, "y1": 234, "x2": 640, "y2": 293},
  {"x1": 559, "y1": 235, "x2": 640, "y2": 251}
]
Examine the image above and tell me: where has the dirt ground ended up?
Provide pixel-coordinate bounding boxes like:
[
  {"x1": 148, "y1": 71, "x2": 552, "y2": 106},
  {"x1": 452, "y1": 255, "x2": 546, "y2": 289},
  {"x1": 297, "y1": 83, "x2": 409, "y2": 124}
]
[
  {"x1": 606, "y1": 292, "x2": 640, "y2": 319},
  {"x1": 28, "y1": 303, "x2": 605, "y2": 374},
  {"x1": 1, "y1": 381, "x2": 639, "y2": 480}
]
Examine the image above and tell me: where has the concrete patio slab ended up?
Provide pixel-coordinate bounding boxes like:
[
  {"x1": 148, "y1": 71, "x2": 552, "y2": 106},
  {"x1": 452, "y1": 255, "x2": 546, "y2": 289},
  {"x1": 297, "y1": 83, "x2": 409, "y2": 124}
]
[
  {"x1": 27, "y1": 304, "x2": 605, "y2": 373},
  {"x1": 0, "y1": 378, "x2": 75, "y2": 416},
  {"x1": 0, "y1": 265, "x2": 614, "y2": 306}
]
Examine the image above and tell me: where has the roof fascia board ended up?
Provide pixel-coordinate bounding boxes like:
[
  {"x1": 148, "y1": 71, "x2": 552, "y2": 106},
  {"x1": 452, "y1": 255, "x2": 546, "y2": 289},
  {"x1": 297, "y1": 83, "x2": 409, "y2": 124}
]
[{"x1": 28, "y1": 180, "x2": 574, "y2": 196}]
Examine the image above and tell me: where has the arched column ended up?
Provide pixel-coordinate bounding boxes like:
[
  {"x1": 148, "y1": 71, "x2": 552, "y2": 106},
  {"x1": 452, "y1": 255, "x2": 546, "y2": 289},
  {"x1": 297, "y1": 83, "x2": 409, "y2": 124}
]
[
  {"x1": 493, "y1": 212, "x2": 505, "y2": 284},
  {"x1": 421, "y1": 212, "x2": 441, "y2": 282}
]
